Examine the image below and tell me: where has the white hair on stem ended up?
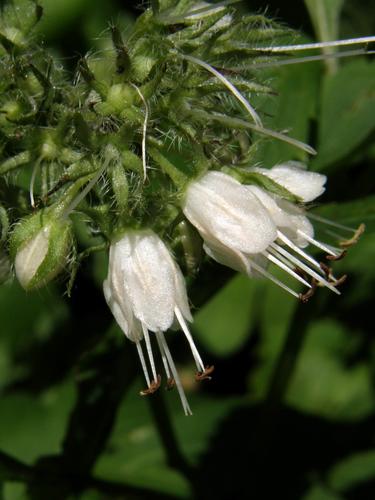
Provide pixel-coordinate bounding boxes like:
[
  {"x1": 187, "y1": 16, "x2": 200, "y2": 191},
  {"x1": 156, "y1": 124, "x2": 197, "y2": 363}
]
[
  {"x1": 131, "y1": 83, "x2": 149, "y2": 182},
  {"x1": 248, "y1": 48, "x2": 374, "y2": 69},
  {"x1": 29, "y1": 158, "x2": 41, "y2": 208},
  {"x1": 181, "y1": 54, "x2": 264, "y2": 128},
  {"x1": 251, "y1": 35, "x2": 375, "y2": 53}
]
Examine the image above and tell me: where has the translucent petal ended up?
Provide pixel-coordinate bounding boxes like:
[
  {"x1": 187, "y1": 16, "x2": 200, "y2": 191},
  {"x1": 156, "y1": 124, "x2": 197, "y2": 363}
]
[
  {"x1": 248, "y1": 186, "x2": 314, "y2": 247},
  {"x1": 183, "y1": 171, "x2": 277, "y2": 254},
  {"x1": 252, "y1": 162, "x2": 327, "y2": 202},
  {"x1": 113, "y1": 230, "x2": 190, "y2": 332}
]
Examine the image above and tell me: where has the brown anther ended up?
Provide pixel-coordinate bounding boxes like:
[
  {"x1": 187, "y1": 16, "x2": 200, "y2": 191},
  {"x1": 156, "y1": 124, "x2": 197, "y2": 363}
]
[
  {"x1": 331, "y1": 274, "x2": 348, "y2": 287},
  {"x1": 326, "y1": 250, "x2": 347, "y2": 262},
  {"x1": 299, "y1": 280, "x2": 317, "y2": 303},
  {"x1": 319, "y1": 262, "x2": 331, "y2": 279},
  {"x1": 166, "y1": 377, "x2": 175, "y2": 390},
  {"x1": 195, "y1": 365, "x2": 215, "y2": 382},
  {"x1": 139, "y1": 375, "x2": 161, "y2": 396},
  {"x1": 339, "y1": 223, "x2": 365, "y2": 248}
]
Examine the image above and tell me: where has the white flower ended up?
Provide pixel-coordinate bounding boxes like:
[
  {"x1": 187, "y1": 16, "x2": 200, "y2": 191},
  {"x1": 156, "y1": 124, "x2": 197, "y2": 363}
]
[
  {"x1": 183, "y1": 168, "x2": 345, "y2": 301},
  {"x1": 182, "y1": 170, "x2": 277, "y2": 272},
  {"x1": 103, "y1": 229, "x2": 211, "y2": 416}
]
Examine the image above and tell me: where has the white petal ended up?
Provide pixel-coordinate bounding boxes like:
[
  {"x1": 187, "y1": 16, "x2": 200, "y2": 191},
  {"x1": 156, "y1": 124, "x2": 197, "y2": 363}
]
[
  {"x1": 113, "y1": 230, "x2": 187, "y2": 332},
  {"x1": 15, "y1": 226, "x2": 50, "y2": 288},
  {"x1": 248, "y1": 186, "x2": 314, "y2": 248},
  {"x1": 183, "y1": 171, "x2": 277, "y2": 254},
  {"x1": 252, "y1": 162, "x2": 327, "y2": 202}
]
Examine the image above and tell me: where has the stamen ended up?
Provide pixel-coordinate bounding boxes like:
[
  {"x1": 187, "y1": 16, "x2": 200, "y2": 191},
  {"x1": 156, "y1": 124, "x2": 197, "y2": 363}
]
[
  {"x1": 155, "y1": 329, "x2": 172, "y2": 380},
  {"x1": 156, "y1": 331, "x2": 192, "y2": 416},
  {"x1": 307, "y1": 213, "x2": 357, "y2": 233},
  {"x1": 326, "y1": 250, "x2": 347, "y2": 262},
  {"x1": 299, "y1": 280, "x2": 318, "y2": 303},
  {"x1": 174, "y1": 306, "x2": 205, "y2": 373},
  {"x1": 339, "y1": 223, "x2": 365, "y2": 248},
  {"x1": 270, "y1": 241, "x2": 340, "y2": 294},
  {"x1": 140, "y1": 375, "x2": 161, "y2": 396},
  {"x1": 248, "y1": 257, "x2": 300, "y2": 298},
  {"x1": 142, "y1": 324, "x2": 159, "y2": 384},
  {"x1": 136, "y1": 341, "x2": 151, "y2": 388},
  {"x1": 296, "y1": 230, "x2": 340, "y2": 257},
  {"x1": 265, "y1": 250, "x2": 312, "y2": 288},
  {"x1": 181, "y1": 54, "x2": 263, "y2": 128},
  {"x1": 275, "y1": 233, "x2": 323, "y2": 271},
  {"x1": 131, "y1": 83, "x2": 149, "y2": 181},
  {"x1": 195, "y1": 365, "x2": 215, "y2": 381}
]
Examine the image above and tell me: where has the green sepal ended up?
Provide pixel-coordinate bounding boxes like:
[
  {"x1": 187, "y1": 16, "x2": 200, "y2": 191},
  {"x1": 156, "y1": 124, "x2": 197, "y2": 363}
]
[
  {"x1": 10, "y1": 210, "x2": 73, "y2": 290},
  {"x1": 111, "y1": 161, "x2": 129, "y2": 215},
  {"x1": 223, "y1": 167, "x2": 303, "y2": 203}
]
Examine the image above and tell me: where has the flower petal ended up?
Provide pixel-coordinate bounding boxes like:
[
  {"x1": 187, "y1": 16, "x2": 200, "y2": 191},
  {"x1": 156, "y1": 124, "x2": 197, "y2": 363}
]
[
  {"x1": 252, "y1": 162, "x2": 327, "y2": 202},
  {"x1": 183, "y1": 171, "x2": 277, "y2": 254}
]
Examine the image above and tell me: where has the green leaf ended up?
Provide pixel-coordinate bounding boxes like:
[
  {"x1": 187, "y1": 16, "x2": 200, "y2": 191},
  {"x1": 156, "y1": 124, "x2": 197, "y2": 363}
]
[
  {"x1": 250, "y1": 274, "x2": 298, "y2": 399},
  {"x1": 286, "y1": 319, "x2": 374, "y2": 420},
  {"x1": 253, "y1": 60, "x2": 320, "y2": 167},
  {"x1": 2, "y1": 483, "x2": 28, "y2": 500},
  {"x1": 302, "y1": 484, "x2": 343, "y2": 500},
  {"x1": 94, "y1": 387, "x2": 239, "y2": 498},
  {"x1": 305, "y1": 0, "x2": 344, "y2": 73},
  {"x1": 0, "y1": 382, "x2": 75, "y2": 464},
  {"x1": 313, "y1": 59, "x2": 375, "y2": 170},
  {"x1": 193, "y1": 274, "x2": 257, "y2": 357},
  {"x1": 328, "y1": 449, "x2": 375, "y2": 493}
]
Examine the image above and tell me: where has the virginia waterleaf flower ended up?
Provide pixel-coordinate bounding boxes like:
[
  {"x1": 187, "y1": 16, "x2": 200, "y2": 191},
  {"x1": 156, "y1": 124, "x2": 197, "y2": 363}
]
[
  {"x1": 103, "y1": 229, "x2": 212, "y2": 416},
  {"x1": 183, "y1": 166, "x2": 347, "y2": 300}
]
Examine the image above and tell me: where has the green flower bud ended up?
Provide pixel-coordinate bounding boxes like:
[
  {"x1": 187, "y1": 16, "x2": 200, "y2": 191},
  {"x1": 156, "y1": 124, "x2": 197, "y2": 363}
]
[{"x1": 10, "y1": 212, "x2": 72, "y2": 290}]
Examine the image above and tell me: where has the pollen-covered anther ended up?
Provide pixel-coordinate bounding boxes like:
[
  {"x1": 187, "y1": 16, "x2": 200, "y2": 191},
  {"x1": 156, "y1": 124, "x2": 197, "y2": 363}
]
[
  {"x1": 195, "y1": 365, "x2": 215, "y2": 381},
  {"x1": 339, "y1": 223, "x2": 365, "y2": 248},
  {"x1": 140, "y1": 374, "x2": 162, "y2": 396},
  {"x1": 299, "y1": 280, "x2": 318, "y2": 303},
  {"x1": 166, "y1": 378, "x2": 175, "y2": 390},
  {"x1": 326, "y1": 250, "x2": 347, "y2": 261}
]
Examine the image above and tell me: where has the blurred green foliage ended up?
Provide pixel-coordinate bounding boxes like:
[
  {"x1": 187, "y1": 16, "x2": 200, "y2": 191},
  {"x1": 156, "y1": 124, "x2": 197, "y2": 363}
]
[{"x1": 1, "y1": 0, "x2": 375, "y2": 499}]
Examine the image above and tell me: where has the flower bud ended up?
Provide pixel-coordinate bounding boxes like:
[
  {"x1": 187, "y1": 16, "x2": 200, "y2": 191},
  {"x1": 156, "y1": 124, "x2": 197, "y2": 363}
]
[{"x1": 10, "y1": 212, "x2": 72, "y2": 290}]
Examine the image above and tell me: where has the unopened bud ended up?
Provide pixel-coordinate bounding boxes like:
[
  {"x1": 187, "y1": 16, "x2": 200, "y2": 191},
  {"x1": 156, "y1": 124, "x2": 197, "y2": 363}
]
[{"x1": 10, "y1": 212, "x2": 72, "y2": 290}]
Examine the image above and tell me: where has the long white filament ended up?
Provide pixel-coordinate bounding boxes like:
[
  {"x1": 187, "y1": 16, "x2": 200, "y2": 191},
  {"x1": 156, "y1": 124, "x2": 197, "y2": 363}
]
[
  {"x1": 297, "y1": 230, "x2": 340, "y2": 257},
  {"x1": 156, "y1": 331, "x2": 192, "y2": 416},
  {"x1": 142, "y1": 324, "x2": 158, "y2": 382},
  {"x1": 181, "y1": 54, "x2": 263, "y2": 128},
  {"x1": 248, "y1": 257, "x2": 300, "y2": 298},
  {"x1": 277, "y1": 231, "x2": 323, "y2": 271},
  {"x1": 270, "y1": 242, "x2": 340, "y2": 294},
  {"x1": 263, "y1": 250, "x2": 312, "y2": 288},
  {"x1": 131, "y1": 83, "x2": 149, "y2": 181},
  {"x1": 136, "y1": 342, "x2": 151, "y2": 387},
  {"x1": 155, "y1": 330, "x2": 172, "y2": 379},
  {"x1": 174, "y1": 306, "x2": 205, "y2": 373}
]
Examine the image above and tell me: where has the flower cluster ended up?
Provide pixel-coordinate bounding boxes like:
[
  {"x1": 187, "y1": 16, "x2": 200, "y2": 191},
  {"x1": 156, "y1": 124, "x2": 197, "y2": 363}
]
[
  {"x1": 0, "y1": 0, "x2": 368, "y2": 414},
  {"x1": 101, "y1": 162, "x2": 351, "y2": 414}
]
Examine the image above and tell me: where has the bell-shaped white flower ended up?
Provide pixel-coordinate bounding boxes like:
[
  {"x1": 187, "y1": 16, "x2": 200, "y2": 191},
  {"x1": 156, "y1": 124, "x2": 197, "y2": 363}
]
[
  {"x1": 103, "y1": 229, "x2": 211, "y2": 416},
  {"x1": 182, "y1": 170, "x2": 277, "y2": 271}
]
